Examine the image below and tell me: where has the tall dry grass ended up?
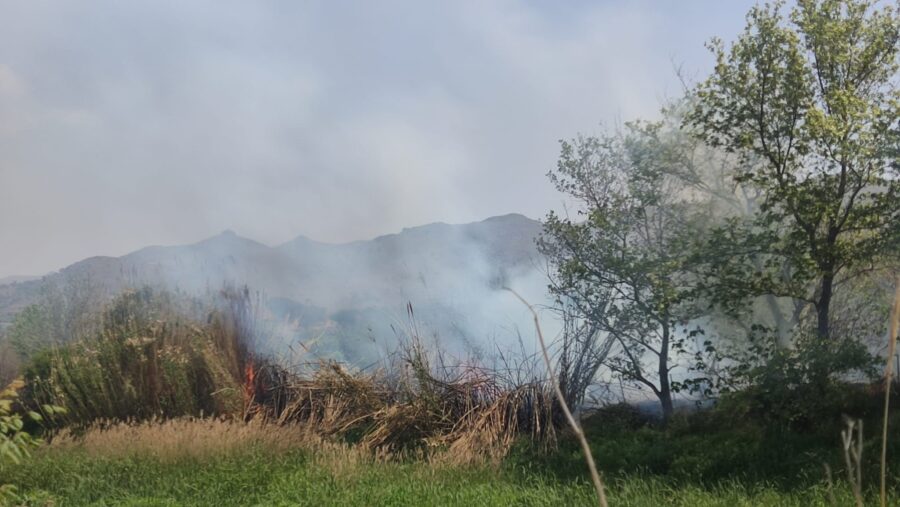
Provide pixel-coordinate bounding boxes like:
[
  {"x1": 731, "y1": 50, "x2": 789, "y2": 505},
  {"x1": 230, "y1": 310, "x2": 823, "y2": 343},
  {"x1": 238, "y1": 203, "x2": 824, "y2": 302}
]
[
  {"x1": 505, "y1": 287, "x2": 608, "y2": 507},
  {"x1": 246, "y1": 349, "x2": 557, "y2": 464},
  {"x1": 16, "y1": 288, "x2": 561, "y2": 464},
  {"x1": 19, "y1": 287, "x2": 255, "y2": 429},
  {"x1": 45, "y1": 416, "x2": 393, "y2": 483},
  {"x1": 233, "y1": 302, "x2": 560, "y2": 463},
  {"x1": 880, "y1": 276, "x2": 900, "y2": 507},
  {"x1": 48, "y1": 417, "x2": 314, "y2": 460}
]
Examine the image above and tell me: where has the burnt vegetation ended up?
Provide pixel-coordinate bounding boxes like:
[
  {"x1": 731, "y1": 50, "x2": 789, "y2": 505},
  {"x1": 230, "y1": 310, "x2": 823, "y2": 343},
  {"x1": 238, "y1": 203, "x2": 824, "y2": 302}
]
[{"x1": 14, "y1": 288, "x2": 559, "y2": 465}]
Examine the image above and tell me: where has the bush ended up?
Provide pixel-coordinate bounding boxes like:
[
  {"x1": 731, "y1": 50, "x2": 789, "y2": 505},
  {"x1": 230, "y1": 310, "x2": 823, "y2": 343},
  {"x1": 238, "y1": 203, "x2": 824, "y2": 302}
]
[
  {"x1": 19, "y1": 288, "x2": 253, "y2": 429},
  {"x1": 698, "y1": 331, "x2": 877, "y2": 431},
  {"x1": 582, "y1": 403, "x2": 651, "y2": 433},
  {"x1": 0, "y1": 379, "x2": 63, "y2": 503}
]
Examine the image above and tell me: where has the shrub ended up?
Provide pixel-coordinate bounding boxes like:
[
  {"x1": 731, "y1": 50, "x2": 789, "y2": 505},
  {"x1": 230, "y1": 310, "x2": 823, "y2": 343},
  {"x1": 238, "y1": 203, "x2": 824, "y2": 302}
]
[
  {"x1": 0, "y1": 379, "x2": 63, "y2": 503},
  {"x1": 697, "y1": 331, "x2": 877, "y2": 431},
  {"x1": 19, "y1": 288, "x2": 252, "y2": 429},
  {"x1": 582, "y1": 403, "x2": 651, "y2": 433}
]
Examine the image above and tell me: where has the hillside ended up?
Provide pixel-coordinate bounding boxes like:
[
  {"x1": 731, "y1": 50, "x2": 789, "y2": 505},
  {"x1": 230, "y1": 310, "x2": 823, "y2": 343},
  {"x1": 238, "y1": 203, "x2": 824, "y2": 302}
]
[{"x1": 0, "y1": 214, "x2": 546, "y2": 363}]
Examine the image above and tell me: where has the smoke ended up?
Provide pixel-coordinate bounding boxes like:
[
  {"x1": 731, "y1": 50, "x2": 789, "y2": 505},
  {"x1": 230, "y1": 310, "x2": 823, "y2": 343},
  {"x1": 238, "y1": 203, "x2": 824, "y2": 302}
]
[
  {"x1": 256, "y1": 217, "x2": 562, "y2": 367},
  {"x1": 0, "y1": 0, "x2": 762, "y2": 409},
  {"x1": 0, "y1": 0, "x2": 755, "y2": 279},
  {"x1": 32, "y1": 214, "x2": 557, "y2": 368}
]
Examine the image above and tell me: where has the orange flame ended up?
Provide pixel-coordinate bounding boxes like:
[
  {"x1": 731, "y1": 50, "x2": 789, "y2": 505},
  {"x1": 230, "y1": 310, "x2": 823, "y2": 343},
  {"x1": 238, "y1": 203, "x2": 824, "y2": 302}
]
[{"x1": 243, "y1": 361, "x2": 256, "y2": 405}]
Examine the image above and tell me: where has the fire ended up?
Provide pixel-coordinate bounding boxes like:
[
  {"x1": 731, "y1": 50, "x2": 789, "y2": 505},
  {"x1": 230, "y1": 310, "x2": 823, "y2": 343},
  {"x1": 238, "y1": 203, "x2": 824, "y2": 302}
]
[{"x1": 243, "y1": 361, "x2": 256, "y2": 405}]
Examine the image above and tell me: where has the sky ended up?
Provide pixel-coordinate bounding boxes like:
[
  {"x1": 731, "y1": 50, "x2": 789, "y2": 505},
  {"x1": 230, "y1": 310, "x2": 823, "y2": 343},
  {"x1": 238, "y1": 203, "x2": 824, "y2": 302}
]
[{"x1": 0, "y1": 0, "x2": 757, "y2": 278}]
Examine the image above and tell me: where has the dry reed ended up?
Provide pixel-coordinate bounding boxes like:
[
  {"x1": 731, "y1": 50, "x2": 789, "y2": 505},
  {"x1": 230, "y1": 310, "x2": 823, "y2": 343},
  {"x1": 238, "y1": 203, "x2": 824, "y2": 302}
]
[
  {"x1": 48, "y1": 417, "x2": 317, "y2": 460},
  {"x1": 842, "y1": 417, "x2": 864, "y2": 507},
  {"x1": 504, "y1": 287, "x2": 608, "y2": 507},
  {"x1": 238, "y1": 301, "x2": 561, "y2": 464},
  {"x1": 880, "y1": 275, "x2": 900, "y2": 507},
  {"x1": 23, "y1": 287, "x2": 562, "y2": 465},
  {"x1": 245, "y1": 358, "x2": 557, "y2": 464}
]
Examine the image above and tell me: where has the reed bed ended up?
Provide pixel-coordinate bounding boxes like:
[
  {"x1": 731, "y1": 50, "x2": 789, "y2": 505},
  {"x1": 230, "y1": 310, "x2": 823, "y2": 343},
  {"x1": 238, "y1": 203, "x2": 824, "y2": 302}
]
[
  {"x1": 245, "y1": 358, "x2": 557, "y2": 463},
  {"x1": 239, "y1": 302, "x2": 560, "y2": 463},
  {"x1": 19, "y1": 288, "x2": 249, "y2": 429},
  {"x1": 16, "y1": 287, "x2": 561, "y2": 463}
]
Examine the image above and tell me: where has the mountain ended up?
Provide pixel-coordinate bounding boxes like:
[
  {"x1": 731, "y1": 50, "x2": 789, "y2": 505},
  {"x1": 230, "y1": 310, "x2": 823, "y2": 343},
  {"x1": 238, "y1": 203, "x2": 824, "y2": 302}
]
[
  {"x1": 0, "y1": 277, "x2": 44, "y2": 329},
  {"x1": 0, "y1": 214, "x2": 548, "y2": 362},
  {"x1": 0, "y1": 276, "x2": 41, "y2": 286}
]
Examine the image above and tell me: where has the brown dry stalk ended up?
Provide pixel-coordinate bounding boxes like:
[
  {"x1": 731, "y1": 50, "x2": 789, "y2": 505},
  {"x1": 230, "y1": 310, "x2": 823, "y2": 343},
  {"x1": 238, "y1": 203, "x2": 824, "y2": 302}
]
[
  {"x1": 504, "y1": 287, "x2": 609, "y2": 507},
  {"x1": 248, "y1": 356, "x2": 555, "y2": 463},
  {"x1": 49, "y1": 417, "x2": 321, "y2": 460},
  {"x1": 843, "y1": 418, "x2": 864, "y2": 507},
  {"x1": 881, "y1": 275, "x2": 900, "y2": 507}
]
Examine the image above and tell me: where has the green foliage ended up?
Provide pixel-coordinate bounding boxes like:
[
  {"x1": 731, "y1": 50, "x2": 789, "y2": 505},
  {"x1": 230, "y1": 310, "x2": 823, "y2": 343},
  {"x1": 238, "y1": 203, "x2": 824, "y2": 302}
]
[
  {"x1": 706, "y1": 331, "x2": 878, "y2": 431},
  {"x1": 0, "y1": 379, "x2": 64, "y2": 504},
  {"x1": 0, "y1": 382, "x2": 40, "y2": 466},
  {"x1": 540, "y1": 122, "x2": 711, "y2": 419},
  {"x1": 512, "y1": 395, "x2": 900, "y2": 503},
  {"x1": 584, "y1": 403, "x2": 651, "y2": 433},
  {"x1": 690, "y1": 0, "x2": 900, "y2": 339}
]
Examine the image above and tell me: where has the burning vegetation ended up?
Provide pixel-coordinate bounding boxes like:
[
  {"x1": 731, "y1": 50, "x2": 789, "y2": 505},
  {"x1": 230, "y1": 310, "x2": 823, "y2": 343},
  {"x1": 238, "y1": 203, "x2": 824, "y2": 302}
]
[{"x1": 16, "y1": 286, "x2": 560, "y2": 463}]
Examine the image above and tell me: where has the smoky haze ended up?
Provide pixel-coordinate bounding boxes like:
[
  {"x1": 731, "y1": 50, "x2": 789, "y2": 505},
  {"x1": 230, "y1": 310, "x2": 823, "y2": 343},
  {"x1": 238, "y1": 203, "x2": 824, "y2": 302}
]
[
  {"x1": 0, "y1": 214, "x2": 556, "y2": 368},
  {"x1": 0, "y1": 0, "x2": 754, "y2": 279}
]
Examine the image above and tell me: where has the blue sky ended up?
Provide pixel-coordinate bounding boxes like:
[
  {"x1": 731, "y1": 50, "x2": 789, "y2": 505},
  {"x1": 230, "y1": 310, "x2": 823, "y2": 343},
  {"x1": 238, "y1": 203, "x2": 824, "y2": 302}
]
[{"x1": 0, "y1": 0, "x2": 756, "y2": 277}]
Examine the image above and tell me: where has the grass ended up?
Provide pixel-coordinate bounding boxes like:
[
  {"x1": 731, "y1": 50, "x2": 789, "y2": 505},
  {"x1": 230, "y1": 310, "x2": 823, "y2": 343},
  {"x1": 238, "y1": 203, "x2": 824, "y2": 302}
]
[
  {"x1": 1, "y1": 446, "x2": 862, "y2": 506},
  {"x1": 5, "y1": 286, "x2": 899, "y2": 505},
  {"x1": 3, "y1": 420, "x2": 592, "y2": 506},
  {"x1": 0, "y1": 419, "x2": 869, "y2": 506},
  {"x1": 5, "y1": 450, "x2": 595, "y2": 506}
]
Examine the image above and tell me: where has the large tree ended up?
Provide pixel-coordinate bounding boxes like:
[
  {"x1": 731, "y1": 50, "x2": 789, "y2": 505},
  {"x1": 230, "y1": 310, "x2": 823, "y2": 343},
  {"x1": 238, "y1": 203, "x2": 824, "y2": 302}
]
[
  {"x1": 690, "y1": 0, "x2": 900, "y2": 340},
  {"x1": 540, "y1": 123, "x2": 707, "y2": 420}
]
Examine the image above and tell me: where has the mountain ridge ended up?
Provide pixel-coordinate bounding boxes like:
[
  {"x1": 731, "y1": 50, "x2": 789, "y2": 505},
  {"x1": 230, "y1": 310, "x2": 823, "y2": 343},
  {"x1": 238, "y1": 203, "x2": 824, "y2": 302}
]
[{"x1": 0, "y1": 214, "x2": 548, "y2": 362}]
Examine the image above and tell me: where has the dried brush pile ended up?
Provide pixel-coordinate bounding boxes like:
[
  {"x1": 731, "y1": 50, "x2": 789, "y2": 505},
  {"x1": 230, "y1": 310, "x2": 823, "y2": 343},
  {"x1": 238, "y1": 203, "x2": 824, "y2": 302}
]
[{"x1": 245, "y1": 330, "x2": 558, "y2": 463}]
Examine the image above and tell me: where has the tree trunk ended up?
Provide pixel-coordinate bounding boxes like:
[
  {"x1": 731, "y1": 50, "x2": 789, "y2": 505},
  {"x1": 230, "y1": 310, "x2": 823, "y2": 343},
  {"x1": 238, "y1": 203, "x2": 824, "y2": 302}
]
[
  {"x1": 658, "y1": 379, "x2": 674, "y2": 422},
  {"x1": 817, "y1": 272, "x2": 834, "y2": 340},
  {"x1": 658, "y1": 323, "x2": 674, "y2": 422}
]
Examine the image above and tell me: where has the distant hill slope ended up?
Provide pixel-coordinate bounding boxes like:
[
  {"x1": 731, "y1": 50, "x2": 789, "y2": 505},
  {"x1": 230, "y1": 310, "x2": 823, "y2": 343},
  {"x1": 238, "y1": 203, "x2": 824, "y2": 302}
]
[
  {"x1": 0, "y1": 277, "x2": 43, "y2": 330},
  {"x1": 0, "y1": 214, "x2": 548, "y2": 363},
  {"x1": 0, "y1": 276, "x2": 41, "y2": 286}
]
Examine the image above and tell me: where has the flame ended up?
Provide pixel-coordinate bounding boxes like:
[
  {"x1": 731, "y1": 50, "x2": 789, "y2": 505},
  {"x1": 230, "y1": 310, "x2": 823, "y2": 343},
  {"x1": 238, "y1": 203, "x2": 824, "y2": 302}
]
[{"x1": 243, "y1": 361, "x2": 256, "y2": 405}]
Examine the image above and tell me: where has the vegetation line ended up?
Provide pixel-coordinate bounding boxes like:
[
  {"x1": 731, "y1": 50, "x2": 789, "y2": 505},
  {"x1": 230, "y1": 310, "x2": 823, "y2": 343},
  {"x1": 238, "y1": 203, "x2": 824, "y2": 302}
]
[
  {"x1": 881, "y1": 276, "x2": 900, "y2": 507},
  {"x1": 504, "y1": 287, "x2": 608, "y2": 507}
]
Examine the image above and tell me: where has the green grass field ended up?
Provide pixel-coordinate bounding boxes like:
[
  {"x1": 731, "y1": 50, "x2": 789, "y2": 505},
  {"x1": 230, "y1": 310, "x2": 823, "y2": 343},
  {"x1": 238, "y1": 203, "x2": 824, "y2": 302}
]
[{"x1": 1, "y1": 441, "x2": 866, "y2": 507}]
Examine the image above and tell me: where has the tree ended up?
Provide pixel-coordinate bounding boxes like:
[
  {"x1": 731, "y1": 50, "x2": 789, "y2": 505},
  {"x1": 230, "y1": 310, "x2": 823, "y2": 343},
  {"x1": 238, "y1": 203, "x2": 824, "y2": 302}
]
[
  {"x1": 5, "y1": 272, "x2": 101, "y2": 362},
  {"x1": 554, "y1": 298, "x2": 616, "y2": 409},
  {"x1": 540, "y1": 124, "x2": 707, "y2": 421},
  {"x1": 690, "y1": 0, "x2": 900, "y2": 340}
]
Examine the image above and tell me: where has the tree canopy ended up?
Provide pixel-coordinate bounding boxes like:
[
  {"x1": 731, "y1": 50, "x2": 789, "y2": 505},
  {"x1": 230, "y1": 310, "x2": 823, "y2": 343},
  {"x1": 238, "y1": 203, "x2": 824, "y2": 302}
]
[{"x1": 690, "y1": 0, "x2": 900, "y2": 340}]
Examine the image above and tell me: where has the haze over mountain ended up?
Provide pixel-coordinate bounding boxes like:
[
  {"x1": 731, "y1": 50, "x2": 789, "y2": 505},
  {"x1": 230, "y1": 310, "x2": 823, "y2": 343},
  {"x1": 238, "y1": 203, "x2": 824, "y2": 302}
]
[
  {"x1": 0, "y1": 1, "x2": 756, "y2": 281},
  {"x1": 0, "y1": 214, "x2": 549, "y2": 364},
  {"x1": 0, "y1": 276, "x2": 40, "y2": 287}
]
